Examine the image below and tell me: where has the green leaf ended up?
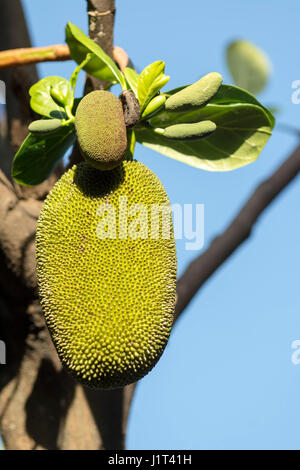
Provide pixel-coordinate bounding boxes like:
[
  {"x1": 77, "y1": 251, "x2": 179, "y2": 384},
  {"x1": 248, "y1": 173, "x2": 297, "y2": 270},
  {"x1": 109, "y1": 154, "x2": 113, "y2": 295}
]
[
  {"x1": 209, "y1": 84, "x2": 275, "y2": 128},
  {"x1": 12, "y1": 125, "x2": 76, "y2": 186},
  {"x1": 66, "y1": 22, "x2": 126, "y2": 88},
  {"x1": 137, "y1": 61, "x2": 169, "y2": 111},
  {"x1": 136, "y1": 103, "x2": 272, "y2": 171},
  {"x1": 124, "y1": 67, "x2": 139, "y2": 97},
  {"x1": 29, "y1": 76, "x2": 73, "y2": 119},
  {"x1": 265, "y1": 105, "x2": 280, "y2": 115},
  {"x1": 226, "y1": 40, "x2": 271, "y2": 95}
]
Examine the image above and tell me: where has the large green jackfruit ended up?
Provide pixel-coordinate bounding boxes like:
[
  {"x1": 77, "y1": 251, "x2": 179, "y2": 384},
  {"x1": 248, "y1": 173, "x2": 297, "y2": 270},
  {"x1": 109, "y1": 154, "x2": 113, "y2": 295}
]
[
  {"x1": 75, "y1": 90, "x2": 128, "y2": 170},
  {"x1": 36, "y1": 161, "x2": 177, "y2": 389}
]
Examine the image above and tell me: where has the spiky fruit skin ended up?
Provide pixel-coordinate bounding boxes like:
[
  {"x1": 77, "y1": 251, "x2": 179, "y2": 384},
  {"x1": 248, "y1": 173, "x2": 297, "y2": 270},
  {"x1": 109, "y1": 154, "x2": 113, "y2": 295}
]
[
  {"x1": 29, "y1": 118, "x2": 62, "y2": 134},
  {"x1": 36, "y1": 161, "x2": 177, "y2": 389},
  {"x1": 163, "y1": 121, "x2": 216, "y2": 141},
  {"x1": 75, "y1": 90, "x2": 127, "y2": 170},
  {"x1": 165, "y1": 72, "x2": 223, "y2": 112}
]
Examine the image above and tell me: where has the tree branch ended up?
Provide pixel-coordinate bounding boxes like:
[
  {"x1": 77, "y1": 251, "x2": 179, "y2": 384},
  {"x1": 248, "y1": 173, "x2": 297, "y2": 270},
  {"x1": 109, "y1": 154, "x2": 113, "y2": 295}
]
[
  {"x1": 175, "y1": 142, "x2": 300, "y2": 321},
  {"x1": 85, "y1": 0, "x2": 116, "y2": 92},
  {"x1": 0, "y1": 44, "x2": 129, "y2": 72},
  {"x1": 0, "y1": 45, "x2": 71, "y2": 69}
]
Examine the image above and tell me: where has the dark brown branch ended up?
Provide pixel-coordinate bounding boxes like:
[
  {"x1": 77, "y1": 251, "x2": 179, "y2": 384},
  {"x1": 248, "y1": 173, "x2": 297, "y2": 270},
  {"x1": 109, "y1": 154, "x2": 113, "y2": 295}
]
[
  {"x1": 85, "y1": 0, "x2": 116, "y2": 92},
  {"x1": 0, "y1": 0, "x2": 38, "y2": 177},
  {"x1": 175, "y1": 142, "x2": 300, "y2": 321}
]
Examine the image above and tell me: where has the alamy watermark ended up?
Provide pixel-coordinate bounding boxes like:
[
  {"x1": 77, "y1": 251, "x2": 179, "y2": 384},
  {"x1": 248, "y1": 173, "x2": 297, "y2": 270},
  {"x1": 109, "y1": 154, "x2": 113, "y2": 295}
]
[
  {"x1": 291, "y1": 340, "x2": 300, "y2": 365},
  {"x1": 0, "y1": 340, "x2": 6, "y2": 365},
  {"x1": 0, "y1": 80, "x2": 6, "y2": 105},
  {"x1": 96, "y1": 197, "x2": 205, "y2": 251},
  {"x1": 291, "y1": 81, "x2": 300, "y2": 104}
]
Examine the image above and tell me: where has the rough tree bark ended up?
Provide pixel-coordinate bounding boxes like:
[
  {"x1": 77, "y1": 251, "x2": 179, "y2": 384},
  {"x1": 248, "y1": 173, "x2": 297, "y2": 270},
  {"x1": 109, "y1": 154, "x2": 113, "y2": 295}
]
[{"x1": 85, "y1": 0, "x2": 116, "y2": 92}]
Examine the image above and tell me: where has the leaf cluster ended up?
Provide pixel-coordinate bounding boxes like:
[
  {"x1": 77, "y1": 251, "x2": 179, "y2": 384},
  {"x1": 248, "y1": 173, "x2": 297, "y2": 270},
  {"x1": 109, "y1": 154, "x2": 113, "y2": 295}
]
[{"x1": 12, "y1": 23, "x2": 274, "y2": 186}]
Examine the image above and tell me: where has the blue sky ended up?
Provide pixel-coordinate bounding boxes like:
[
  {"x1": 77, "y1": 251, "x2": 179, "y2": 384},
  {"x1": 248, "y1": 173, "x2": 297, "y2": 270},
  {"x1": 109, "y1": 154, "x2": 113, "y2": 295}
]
[{"x1": 16, "y1": 0, "x2": 300, "y2": 449}]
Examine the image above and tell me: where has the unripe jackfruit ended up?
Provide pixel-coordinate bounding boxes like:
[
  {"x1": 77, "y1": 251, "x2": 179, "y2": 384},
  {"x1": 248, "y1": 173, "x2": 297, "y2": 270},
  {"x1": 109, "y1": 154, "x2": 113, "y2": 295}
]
[
  {"x1": 36, "y1": 161, "x2": 177, "y2": 389},
  {"x1": 226, "y1": 40, "x2": 270, "y2": 95},
  {"x1": 29, "y1": 118, "x2": 62, "y2": 134},
  {"x1": 75, "y1": 90, "x2": 127, "y2": 170},
  {"x1": 165, "y1": 72, "x2": 223, "y2": 112},
  {"x1": 163, "y1": 121, "x2": 216, "y2": 141}
]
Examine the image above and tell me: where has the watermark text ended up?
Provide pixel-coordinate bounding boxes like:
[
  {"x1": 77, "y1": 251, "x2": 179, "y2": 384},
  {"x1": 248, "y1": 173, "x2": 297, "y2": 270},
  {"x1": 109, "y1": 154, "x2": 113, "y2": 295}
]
[
  {"x1": 0, "y1": 340, "x2": 6, "y2": 365},
  {"x1": 291, "y1": 340, "x2": 300, "y2": 365},
  {"x1": 96, "y1": 197, "x2": 205, "y2": 251},
  {"x1": 0, "y1": 80, "x2": 6, "y2": 105}
]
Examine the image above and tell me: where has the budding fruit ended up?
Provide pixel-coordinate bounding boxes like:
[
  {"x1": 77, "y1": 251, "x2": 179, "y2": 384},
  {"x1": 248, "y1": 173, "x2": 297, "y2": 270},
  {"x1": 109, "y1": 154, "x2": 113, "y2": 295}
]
[
  {"x1": 75, "y1": 90, "x2": 127, "y2": 170},
  {"x1": 163, "y1": 121, "x2": 216, "y2": 141},
  {"x1": 165, "y1": 72, "x2": 223, "y2": 112},
  {"x1": 226, "y1": 40, "x2": 271, "y2": 95},
  {"x1": 50, "y1": 86, "x2": 69, "y2": 107},
  {"x1": 28, "y1": 119, "x2": 62, "y2": 134},
  {"x1": 142, "y1": 95, "x2": 166, "y2": 119}
]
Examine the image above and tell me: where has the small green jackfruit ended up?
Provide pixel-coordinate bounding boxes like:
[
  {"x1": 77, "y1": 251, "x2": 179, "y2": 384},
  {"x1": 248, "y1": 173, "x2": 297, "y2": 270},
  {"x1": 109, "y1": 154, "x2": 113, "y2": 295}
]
[
  {"x1": 226, "y1": 40, "x2": 271, "y2": 95},
  {"x1": 165, "y1": 72, "x2": 223, "y2": 112},
  {"x1": 142, "y1": 95, "x2": 166, "y2": 119},
  {"x1": 36, "y1": 161, "x2": 177, "y2": 389},
  {"x1": 75, "y1": 90, "x2": 127, "y2": 170},
  {"x1": 163, "y1": 121, "x2": 216, "y2": 141},
  {"x1": 28, "y1": 119, "x2": 62, "y2": 134}
]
